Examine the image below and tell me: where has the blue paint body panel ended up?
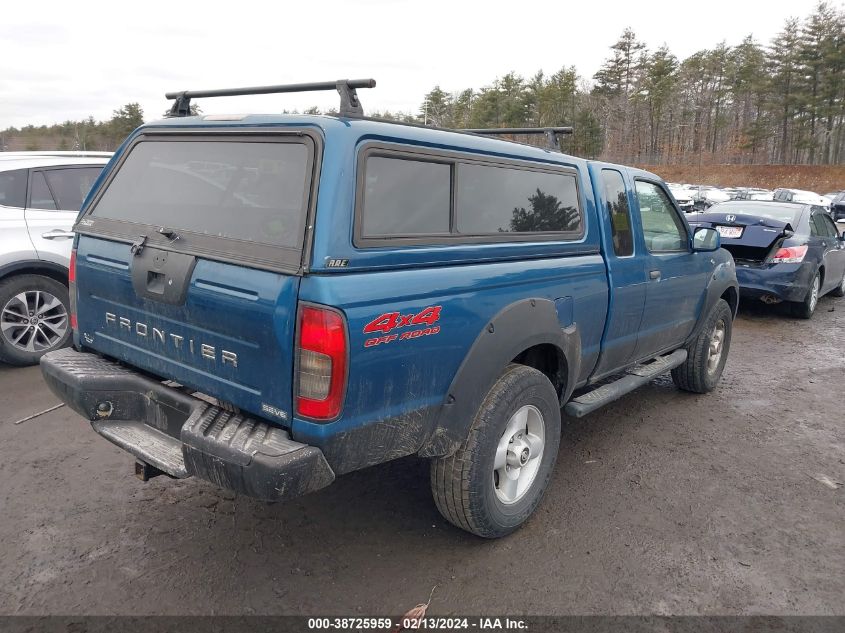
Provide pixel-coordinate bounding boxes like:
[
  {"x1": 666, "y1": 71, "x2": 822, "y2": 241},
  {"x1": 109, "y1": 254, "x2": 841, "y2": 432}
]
[
  {"x1": 75, "y1": 237, "x2": 299, "y2": 423},
  {"x1": 72, "y1": 114, "x2": 737, "y2": 474}
]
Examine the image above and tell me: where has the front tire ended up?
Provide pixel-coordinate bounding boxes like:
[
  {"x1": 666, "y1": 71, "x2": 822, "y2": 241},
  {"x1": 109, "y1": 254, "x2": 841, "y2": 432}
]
[
  {"x1": 671, "y1": 298, "x2": 732, "y2": 394},
  {"x1": 790, "y1": 271, "x2": 820, "y2": 319},
  {"x1": 0, "y1": 274, "x2": 71, "y2": 366},
  {"x1": 430, "y1": 364, "x2": 561, "y2": 538}
]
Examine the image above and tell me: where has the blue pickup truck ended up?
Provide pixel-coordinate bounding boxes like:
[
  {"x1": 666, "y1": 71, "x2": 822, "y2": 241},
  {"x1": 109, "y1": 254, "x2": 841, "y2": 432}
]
[{"x1": 41, "y1": 80, "x2": 738, "y2": 538}]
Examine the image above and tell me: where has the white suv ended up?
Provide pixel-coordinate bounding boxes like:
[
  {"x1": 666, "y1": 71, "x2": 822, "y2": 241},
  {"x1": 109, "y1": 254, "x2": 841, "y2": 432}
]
[{"x1": 0, "y1": 152, "x2": 111, "y2": 365}]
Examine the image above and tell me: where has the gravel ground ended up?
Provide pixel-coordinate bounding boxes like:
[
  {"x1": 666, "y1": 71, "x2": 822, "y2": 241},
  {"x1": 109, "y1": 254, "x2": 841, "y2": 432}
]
[{"x1": 1, "y1": 296, "x2": 843, "y2": 616}]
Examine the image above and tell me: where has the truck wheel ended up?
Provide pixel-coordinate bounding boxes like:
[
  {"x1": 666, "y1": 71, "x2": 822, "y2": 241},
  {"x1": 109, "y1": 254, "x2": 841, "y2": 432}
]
[
  {"x1": 0, "y1": 275, "x2": 71, "y2": 366},
  {"x1": 430, "y1": 364, "x2": 561, "y2": 538},
  {"x1": 790, "y1": 271, "x2": 820, "y2": 319},
  {"x1": 671, "y1": 298, "x2": 732, "y2": 394}
]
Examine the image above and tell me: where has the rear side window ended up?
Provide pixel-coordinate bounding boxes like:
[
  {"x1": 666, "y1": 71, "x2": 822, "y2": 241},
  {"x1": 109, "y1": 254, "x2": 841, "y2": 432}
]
[
  {"x1": 457, "y1": 164, "x2": 580, "y2": 234},
  {"x1": 361, "y1": 157, "x2": 450, "y2": 237},
  {"x1": 600, "y1": 169, "x2": 634, "y2": 256},
  {"x1": 821, "y1": 214, "x2": 839, "y2": 238},
  {"x1": 91, "y1": 140, "x2": 310, "y2": 249},
  {"x1": 0, "y1": 168, "x2": 27, "y2": 208},
  {"x1": 356, "y1": 148, "x2": 583, "y2": 246},
  {"x1": 812, "y1": 213, "x2": 836, "y2": 238},
  {"x1": 30, "y1": 172, "x2": 57, "y2": 210},
  {"x1": 44, "y1": 167, "x2": 102, "y2": 211}
]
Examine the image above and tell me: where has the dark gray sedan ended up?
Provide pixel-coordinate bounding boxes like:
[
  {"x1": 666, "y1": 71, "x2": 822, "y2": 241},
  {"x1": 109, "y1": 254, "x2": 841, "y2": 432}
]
[{"x1": 689, "y1": 201, "x2": 845, "y2": 318}]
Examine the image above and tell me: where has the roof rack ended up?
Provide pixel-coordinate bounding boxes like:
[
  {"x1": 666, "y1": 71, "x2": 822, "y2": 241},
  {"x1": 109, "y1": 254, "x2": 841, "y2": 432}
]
[
  {"x1": 461, "y1": 127, "x2": 574, "y2": 151},
  {"x1": 165, "y1": 79, "x2": 377, "y2": 118}
]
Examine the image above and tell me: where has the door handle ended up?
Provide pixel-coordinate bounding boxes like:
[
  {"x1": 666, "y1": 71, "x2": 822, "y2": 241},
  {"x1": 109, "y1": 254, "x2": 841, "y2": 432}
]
[
  {"x1": 649, "y1": 270, "x2": 661, "y2": 280},
  {"x1": 41, "y1": 229, "x2": 75, "y2": 240}
]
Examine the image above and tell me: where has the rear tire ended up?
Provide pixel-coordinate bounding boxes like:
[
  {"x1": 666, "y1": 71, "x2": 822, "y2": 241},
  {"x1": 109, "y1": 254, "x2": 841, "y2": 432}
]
[
  {"x1": 671, "y1": 298, "x2": 732, "y2": 394},
  {"x1": 0, "y1": 275, "x2": 71, "y2": 366},
  {"x1": 430, "y1": 364, "x2": 561, "y2": 538},
  {"x1": 790, "y1": 271, "x2": 820, "y2": 319}
]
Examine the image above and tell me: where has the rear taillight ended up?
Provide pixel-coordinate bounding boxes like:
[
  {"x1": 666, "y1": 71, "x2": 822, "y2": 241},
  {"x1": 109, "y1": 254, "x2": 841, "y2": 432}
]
[
  {"x1": 295, "y1": 305, "x2": 348, "y2": 420},
  {"x1": 68, "y1": 249, "x2": 78, "y2": 331},
  {"x1": 770, "y1": 244, "x2": 808, "y2": 264}
]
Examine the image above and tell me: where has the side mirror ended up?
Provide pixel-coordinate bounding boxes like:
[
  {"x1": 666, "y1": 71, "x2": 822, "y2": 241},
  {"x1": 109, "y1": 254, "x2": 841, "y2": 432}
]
[
  {"x1": 692, "y1": 226, "x2": 721, "y2": 252},
  {"x1": 840, "y1": 230, "x2": 845, "y2": 240}
]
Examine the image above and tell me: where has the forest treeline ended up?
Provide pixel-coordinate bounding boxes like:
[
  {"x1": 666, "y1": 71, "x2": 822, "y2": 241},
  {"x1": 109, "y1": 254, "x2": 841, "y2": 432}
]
[
  {"x1": 0, "y1": 104, "x2": 144, "y2": 153},
  {"x1": 2, "y1": 2, "x2": 843, "y2": 167},
  {"x1": 408, "y1": 2, "x2": 845, "y2": 166}
]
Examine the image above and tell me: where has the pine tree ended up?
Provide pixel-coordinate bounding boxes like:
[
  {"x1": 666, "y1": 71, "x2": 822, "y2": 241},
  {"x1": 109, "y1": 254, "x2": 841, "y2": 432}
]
[{"x1": 769, "y1": 19, "x2": 802, "y2": 162}]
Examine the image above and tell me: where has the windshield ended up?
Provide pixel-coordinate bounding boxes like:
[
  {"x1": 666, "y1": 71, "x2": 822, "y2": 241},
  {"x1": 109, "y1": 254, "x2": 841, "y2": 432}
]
[{"x1": 91, "y1": 139, "x2": 310, "y2": 249}]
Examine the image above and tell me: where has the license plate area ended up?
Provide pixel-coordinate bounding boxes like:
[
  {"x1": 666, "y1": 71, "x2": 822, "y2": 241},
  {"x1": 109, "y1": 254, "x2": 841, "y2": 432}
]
[{"x1": 717, "y1": 225, "x2": 743, "y2": 239}]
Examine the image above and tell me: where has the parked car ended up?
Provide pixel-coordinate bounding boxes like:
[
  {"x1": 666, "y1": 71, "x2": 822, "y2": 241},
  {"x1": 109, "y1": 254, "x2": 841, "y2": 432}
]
[
  {"x1": 734, "y1": 188, "x2": 774, "y2": 201},
  {"x1": 828, "y1": 191, "x2": 845, "y2": 222},
  {"x1": 773, "y1": 187, "x2": 830, "y2": 209},
  {"x1": 0, "y1": 151, "x2": 111, "y2": 365},
  {"x1": 689, "y1": 185, "x2": 731, "y2": 210},
  {"x1": 689, "y1": 201, "x2": 845, "y2": 318},
  {"x1": 41, "y1": 80, "x2": 737, "y2": 538},
  {"x1": 668, "y1": 185, "x2": 695, "y2": 212},
  {"x1": 701, "y1": 187, "x2": 732, "y2": 208}
]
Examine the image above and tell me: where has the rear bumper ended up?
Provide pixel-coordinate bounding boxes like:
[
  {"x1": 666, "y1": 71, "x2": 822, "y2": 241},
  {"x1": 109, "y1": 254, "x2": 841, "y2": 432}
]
[
  {"x1": 40, "y1": 348, "x2": 335, "y2": 502},
  {"x1": 735, "y1": 262, "x2": 814, "y2": 303}
]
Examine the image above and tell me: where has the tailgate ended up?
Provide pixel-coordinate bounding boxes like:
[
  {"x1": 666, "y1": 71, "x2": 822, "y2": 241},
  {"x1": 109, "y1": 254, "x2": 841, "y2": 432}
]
[
  {"x1": 71, "y1": 130, "x2": 318, "y2": 426},
  {"x1": 75, "y1": 236, "x2": 299, "y2": 425}
]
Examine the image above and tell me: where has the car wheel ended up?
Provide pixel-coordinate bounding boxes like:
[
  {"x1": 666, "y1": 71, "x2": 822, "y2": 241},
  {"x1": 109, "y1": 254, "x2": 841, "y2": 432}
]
[
  {"x1": 830, "y1": 269, "x2": 845, "y2": 298},
  {"x1": 0, "y1": 274, "x2": 71, "y2": 366},
  {"x1": 791, "y1": 271, "x2": 821, "y2": 319},
  {"x1": 430, "y1": 364, "x2": 561, "y2": 538},
  {"x1": 671, "y1": 298, "x2": 732, "y2": 394}
]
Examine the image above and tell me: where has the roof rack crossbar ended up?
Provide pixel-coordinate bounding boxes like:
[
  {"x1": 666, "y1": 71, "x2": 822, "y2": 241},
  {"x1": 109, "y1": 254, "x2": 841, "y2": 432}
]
[
  {"x1": 165, "y1": 78, "x2": 377, "y2": 118},
  {"x1": 461, "y1": 126, "x2": 574, "y2": 151}
]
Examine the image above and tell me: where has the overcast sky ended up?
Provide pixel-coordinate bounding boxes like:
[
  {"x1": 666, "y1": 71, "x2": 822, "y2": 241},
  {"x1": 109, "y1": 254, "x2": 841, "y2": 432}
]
[{"x1": 0, "y1": 0, "x2": 835, "y2": 129}]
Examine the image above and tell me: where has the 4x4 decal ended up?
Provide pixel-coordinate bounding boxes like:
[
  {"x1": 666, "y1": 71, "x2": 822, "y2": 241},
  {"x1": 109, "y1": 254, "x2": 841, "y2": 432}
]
[{"x1": 363, "y1": 306, "x2": 441, "y2": 347}]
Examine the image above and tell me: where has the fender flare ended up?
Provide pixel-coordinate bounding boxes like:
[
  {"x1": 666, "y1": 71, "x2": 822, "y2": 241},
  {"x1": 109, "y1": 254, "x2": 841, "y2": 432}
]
[
  {"x1": 419, "y1": 298, "x2": 581, "y2": 458},
  {"x1": 0, "y1": 260, "x2": 68, "y2": 283},
  {"x1": 686, "y1": 256, "x2": 738, "y2": 344}
]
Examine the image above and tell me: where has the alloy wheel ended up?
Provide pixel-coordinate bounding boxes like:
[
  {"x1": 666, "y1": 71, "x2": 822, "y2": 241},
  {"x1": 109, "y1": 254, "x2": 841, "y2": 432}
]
[
  {"x1": 1, "y1": 290, "x2": 69, "y2": 353},
  {"x1": 493, "y1": 405, "x2": 545, "y2": 505},
  {"x1": 707, "y1": 319, "x2": 726, "y2": 375}
]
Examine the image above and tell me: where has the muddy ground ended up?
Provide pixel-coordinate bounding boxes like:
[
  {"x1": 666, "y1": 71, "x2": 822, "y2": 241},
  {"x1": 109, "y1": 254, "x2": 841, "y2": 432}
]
[{"x1": 1, "y1": 297, "x2": 843, "y2": 616}]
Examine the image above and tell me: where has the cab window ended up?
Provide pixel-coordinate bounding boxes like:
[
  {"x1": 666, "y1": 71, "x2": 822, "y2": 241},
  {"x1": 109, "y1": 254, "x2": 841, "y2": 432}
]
[
  {"x1": 600, "y1": 169, "x2": 634, "y2": 256},
  {"x1": 635, "y1": 181, "x2": 687, "y2": 252}
]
